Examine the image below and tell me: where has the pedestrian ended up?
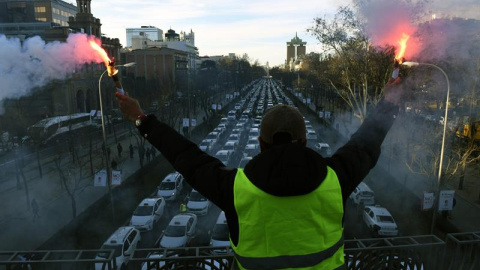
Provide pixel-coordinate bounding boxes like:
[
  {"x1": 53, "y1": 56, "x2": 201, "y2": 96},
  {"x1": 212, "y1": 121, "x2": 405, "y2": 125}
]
[
  {"x1": 117, "y1": 143, "x2": 123, "y2": 158},
  {"x1": 129, "y1": 144, "x2": 134, "y2": 159},
  {"x1": 180, "y1": 203, "x2": 186, "y2": 213},
  {"x1": 145, "y1": 147, "x2": 151, "y2": 162},
  {"x1": 116, "y1": 77, "x2": 404, "y2": 269},
  {"x1": 31, "y1": 199, "x2": 40, "y2": 222}
]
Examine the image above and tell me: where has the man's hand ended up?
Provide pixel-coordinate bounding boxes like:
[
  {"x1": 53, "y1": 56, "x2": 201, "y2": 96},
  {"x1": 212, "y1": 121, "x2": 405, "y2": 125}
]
[
  {"x1": 115, "y1": 92, "x2": 143, "y2": 123},
  {"x1": 384, "y1": 77, "x2": 403, "y2": 105}
]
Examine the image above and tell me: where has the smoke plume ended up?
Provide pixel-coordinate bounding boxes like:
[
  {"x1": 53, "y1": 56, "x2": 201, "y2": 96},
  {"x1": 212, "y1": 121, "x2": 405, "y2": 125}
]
[
  {"x1": 357, "y1": 0, "x2": 421, "y2": 59},
  {"x1": 0, "y1": 33, "x2": 104, "y2": 113}
]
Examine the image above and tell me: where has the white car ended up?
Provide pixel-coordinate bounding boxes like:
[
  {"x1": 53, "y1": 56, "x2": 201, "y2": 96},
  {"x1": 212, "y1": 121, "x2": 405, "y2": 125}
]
[
  {"x1": 363, "y1": 205, "x2": 399, "y2": 237},
  {"x1": 349, "y1": 182, "x2": 375, "y2": 206},
  {"x1": 95, "y1": 226, "x2": 141, "y2": 270},
  {"x1": 160, "y1": 213, "x2": 198, "y2": 248},
  {"x1": 306, "y1": 130, "x2": 318, "y2": 140},
  {"x1": 215, "y1": 150, "x2": 231, "y2": 166},
  {"x1": 157, "y1": 172, "x2": 184, "y2": 201},
  {"x1": 199, "y1": 139, "x2": 214, "y2": 152},
  {"x1": 130, "y1": 197, "x2": 166, "y2": 231},
  {"x1": 204, "y1": 132, "x2": 219, "y2": 145},
  {"x1": 248, "y1": 128, "x2": 260, "y2": 141},
  {"x1": 141, "y1": 252, "x2": 178, "y2": 270},
  {"x1": 186, "y1": 189, "x2": 211, "y2": 216},
  {"x1": 314, "y1": 142, "x2": 332, "y2": 156},
  {"x1": 223, "y1": 141, "x2": 237, "y2": 155},
  {"x1": 210, "y1": 211, "x2": 233, "y2": 255},
  {"x1": 227, "y1": 134, "x2": 240, "y2": 145}
]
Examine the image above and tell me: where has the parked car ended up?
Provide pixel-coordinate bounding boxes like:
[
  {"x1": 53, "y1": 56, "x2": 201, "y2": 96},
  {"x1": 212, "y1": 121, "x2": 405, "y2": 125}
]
[
  {"x1": 186, "y1": 189, "x2": 211, "y2": 216},
  {"x1": 130, "y1": 197, "x2": 166, "y2": 231},
  {"x1": 349, "y1": 182, "x2": 375, "y2": 206},
  {"x1": 210, "y1": 211, "x2": 232, "y2": 255},
  {"x1": 363, "y1": 205, "x2": 398, "y2": 237},
  {"x1": 95, "y1": 226, "x2": 141, "y2": 270},
  {"x1": 160, "y1": 213, "x2": 198, "y2": 248},
  {"x1": 157, "y1": 172, "x2": 184, "y2": 201}
]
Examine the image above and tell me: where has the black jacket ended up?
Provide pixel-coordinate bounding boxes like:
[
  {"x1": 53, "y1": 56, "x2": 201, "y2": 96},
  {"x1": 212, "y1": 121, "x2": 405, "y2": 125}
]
[{"x1": 138, "y1": 100, "x2": 398, "y2": 246}]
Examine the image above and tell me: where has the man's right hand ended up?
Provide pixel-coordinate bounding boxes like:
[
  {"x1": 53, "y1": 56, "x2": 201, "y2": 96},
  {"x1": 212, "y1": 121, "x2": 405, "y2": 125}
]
[{"x1": 115, "y1": 92, "x2": 144, "y2": 123}]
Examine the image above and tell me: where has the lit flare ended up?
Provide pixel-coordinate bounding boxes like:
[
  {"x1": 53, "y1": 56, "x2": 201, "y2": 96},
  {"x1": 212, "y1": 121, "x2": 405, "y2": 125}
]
[
  {"x1": 89, "y1": 40, "x2": 117, "y2": 76},
  {"x1": 395, "y1": 33, "x2": 410, "y2": 64}
]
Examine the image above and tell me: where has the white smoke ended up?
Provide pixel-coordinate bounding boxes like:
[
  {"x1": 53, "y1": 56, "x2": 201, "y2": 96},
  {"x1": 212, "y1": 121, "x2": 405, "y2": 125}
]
[{"x1": 0, "y1": 33, "x2": 104, "y2": 114}]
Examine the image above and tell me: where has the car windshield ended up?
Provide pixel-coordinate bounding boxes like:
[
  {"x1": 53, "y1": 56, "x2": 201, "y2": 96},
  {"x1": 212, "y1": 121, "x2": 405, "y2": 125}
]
[
  {"x1": 159, "y1": 182, "x2": 175, "y2": 190},
  {"x1": 377, "y1": 215, "x2": 395, "y2": 223},
  {"x1": 212, "y1": 223, "x2": 230, "y2": 241},
  {"x1": 200, "y1": 141, "x2": 209, "y2": 146},
  {"x1": 133, "y1": 205, "x2": 153, "y2": 216},
  {"x1": 98, "y1": 244, "x2": 122, "y2": 258},
  {"x1": 206, "y1": 134, "x2": 217, "y2": 139},
  {"x1": 190, "y1": 191, "x2": 207, "y2": 201},
  {"x1": 165, "y1": 225, "x2": 186, "y2": 237},
  {"x1": 224, "y1": 145, "x2": 234, "y2": 151}
]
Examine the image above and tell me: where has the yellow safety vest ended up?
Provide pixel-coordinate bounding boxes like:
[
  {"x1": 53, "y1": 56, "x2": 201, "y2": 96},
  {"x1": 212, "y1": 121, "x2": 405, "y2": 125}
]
[{"x1": 231, "y1": 168, "x2": 344, "y2": 270}]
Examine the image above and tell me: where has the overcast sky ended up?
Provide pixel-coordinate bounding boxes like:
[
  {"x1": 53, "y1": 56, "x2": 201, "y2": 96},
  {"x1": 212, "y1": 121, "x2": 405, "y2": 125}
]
[{"x1": 90, "y1": 0, "x2": 479, "y2": 67}]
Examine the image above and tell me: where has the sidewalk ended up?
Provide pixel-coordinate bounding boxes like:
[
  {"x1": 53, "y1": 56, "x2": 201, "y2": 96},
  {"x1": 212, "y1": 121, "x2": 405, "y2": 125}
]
[{"x1": 0, "y1": 93, "x2": 235, "y2": 251}]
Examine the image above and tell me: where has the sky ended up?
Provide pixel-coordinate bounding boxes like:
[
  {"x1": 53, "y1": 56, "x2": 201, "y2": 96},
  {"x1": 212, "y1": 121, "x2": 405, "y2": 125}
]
[{"x1": 90, "y1": 0, "x2": 351, "y2": 67}]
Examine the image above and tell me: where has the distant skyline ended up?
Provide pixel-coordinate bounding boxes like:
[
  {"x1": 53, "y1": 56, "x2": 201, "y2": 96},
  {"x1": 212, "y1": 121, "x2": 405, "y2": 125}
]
[{"x1": 90, "y1": 0, "x2": 480, "y2": 67}]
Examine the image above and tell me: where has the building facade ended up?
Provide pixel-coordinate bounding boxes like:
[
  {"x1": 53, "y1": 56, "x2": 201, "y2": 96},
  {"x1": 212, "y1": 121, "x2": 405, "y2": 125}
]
[
  {"x1": 128, "y1": 28, "x2": 198, "y2": 74},
  {"x1": 125, "y1": 26, "x2": 163, "y2": 47}
]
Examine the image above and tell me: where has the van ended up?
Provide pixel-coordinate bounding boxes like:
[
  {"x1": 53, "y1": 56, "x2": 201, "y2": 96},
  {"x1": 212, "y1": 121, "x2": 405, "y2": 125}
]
[{"x1": 349, "y1": 182, "x2": 375, "y2": 205}]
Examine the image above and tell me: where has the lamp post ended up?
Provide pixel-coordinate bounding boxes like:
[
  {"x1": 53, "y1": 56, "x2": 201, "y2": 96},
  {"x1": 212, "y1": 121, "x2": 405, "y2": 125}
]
[
  {"x1": 98, "y1": 62, "x2": 136, "y2": 224},
  {"x1": 402, "y1": 61, "x2": 450, "y2": 234}
]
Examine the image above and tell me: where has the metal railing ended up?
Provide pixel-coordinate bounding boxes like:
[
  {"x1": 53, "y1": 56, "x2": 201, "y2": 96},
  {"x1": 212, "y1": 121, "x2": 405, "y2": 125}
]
[{"x1": 2, "y1": 232, "x2": 479, "y2": 270}]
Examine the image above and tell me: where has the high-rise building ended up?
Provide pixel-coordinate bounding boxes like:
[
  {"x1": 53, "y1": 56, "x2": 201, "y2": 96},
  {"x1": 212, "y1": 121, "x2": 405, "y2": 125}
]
[
  {"x1": 286, "y1": 33, "x2": 306, "y2": 70},
  {"x1": 126, "y1": 26, "x2": 163, "y2": 47},
  {"x1": 0, "y1": 0, "x2": 76, "y2": 26},
  {"x1": 0, "y1": 0, "x2": 76, "y2": 40}
]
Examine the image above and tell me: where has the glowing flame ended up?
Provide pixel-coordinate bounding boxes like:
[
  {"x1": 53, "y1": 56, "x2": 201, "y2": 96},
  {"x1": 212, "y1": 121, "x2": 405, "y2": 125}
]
[
  {"x1": 395, "y1": 33, "x2": 410, "y2": 63},
  {"x1": 89, "y1": 40, "x2": 110, "y2": 67}
]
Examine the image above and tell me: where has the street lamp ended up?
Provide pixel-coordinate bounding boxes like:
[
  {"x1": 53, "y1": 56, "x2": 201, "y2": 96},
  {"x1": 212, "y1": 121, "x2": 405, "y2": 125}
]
[
  {"x1": 98, "y1": 62, "x2": 136, "y2": 223},
  {"x1": 402, "y1": 61, "x2": 451, "y2": 234}
]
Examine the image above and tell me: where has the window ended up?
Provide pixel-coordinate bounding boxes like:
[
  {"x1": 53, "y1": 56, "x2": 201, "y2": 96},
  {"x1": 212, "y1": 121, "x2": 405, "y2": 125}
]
[
  {"x1": 36, "y1": 17, "x2": 47, "y2": 22},
  {"x1": 35, "y1": 6, "x2": 46, "y2": 13}
]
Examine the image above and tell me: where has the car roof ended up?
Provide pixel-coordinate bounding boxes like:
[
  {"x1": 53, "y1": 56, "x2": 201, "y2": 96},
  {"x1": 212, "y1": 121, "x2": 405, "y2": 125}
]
[
  {"x1": 170, "y1": 213, "x2": 195, "y2": 226},
  {"x1": 216, "y1": 150, "x2": 229, "y2": 155},
  {"x1": 367, "y1": 205, "x2": 392, "y2": 216},
  {"x1": 105, "y1": 226, "x2": 136, "y2": 245},
  {"x1": 163, "y1": 172, "x2": 180, "y2": 182},
  {"x1": 139, "y1": 198, "x2": 160, "y2": 206},
  {"x1": 357, "y1": 182, "x2": 373, "y2": 192}
]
